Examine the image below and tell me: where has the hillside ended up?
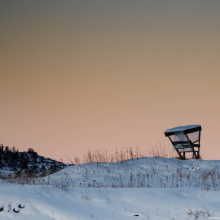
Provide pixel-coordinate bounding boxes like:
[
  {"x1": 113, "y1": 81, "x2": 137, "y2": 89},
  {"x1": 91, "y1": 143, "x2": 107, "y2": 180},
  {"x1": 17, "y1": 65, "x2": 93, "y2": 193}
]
[
  {"x1": 40, "y1": 157, "x2": 220, "y2": 190},
  {"x1": 0, "y1": 147, "x2": 70, "y2": 178},
  {"x1": 0, "y1": 157, "x2": 220, "y2": 220}
]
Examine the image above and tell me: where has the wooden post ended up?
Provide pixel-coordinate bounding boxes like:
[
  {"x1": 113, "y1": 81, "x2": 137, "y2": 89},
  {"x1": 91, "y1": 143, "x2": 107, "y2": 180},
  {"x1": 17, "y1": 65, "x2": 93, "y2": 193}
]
[
  {"x1": 168, "y1": 136, "x2": 183, "y2": 159},
  {"x1": 198, "y1": 130, "x2": 201, "y2": 159},
  {"x1": 185, "y1": 134, "x2": 196, "y2": 158}
]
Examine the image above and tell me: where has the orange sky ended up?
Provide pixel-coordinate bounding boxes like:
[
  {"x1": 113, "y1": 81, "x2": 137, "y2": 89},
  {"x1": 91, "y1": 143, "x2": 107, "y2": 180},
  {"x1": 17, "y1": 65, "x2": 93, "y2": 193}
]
[{"x1": 1, "y1": 1, "x2": 220, "y2": 162}]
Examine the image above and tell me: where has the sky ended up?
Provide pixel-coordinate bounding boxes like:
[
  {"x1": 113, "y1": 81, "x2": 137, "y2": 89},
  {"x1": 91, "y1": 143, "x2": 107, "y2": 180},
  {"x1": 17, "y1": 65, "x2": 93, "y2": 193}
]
[{"x1": 1, "y1": 0, "x2": 220, "y2": 162}]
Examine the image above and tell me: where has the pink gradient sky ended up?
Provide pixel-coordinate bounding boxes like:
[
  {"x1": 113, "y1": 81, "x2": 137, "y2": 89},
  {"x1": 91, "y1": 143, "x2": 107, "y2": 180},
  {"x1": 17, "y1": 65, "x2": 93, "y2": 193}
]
[{"x1": 1, "y1": 1, "x2": 220, "y2": 162}]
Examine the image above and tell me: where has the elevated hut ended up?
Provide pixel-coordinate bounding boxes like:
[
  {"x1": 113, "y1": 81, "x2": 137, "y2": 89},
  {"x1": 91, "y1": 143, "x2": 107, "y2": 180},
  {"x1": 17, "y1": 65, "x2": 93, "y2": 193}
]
[{"x1": 164, "y1": 125, "x2": 202, "y2": 159}]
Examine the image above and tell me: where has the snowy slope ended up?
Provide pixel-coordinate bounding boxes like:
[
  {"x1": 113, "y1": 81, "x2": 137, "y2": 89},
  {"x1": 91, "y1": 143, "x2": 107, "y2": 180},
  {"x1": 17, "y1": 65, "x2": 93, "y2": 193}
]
[
  {"x1": 0, "y1": 185, "x2": 219, "y2": 220},
  {"x1": 39, "y1": 157, "x2": 220, "y2": 190},
  {"x1": 0, "y1": 157, "x2": 220, "y2": 220}
]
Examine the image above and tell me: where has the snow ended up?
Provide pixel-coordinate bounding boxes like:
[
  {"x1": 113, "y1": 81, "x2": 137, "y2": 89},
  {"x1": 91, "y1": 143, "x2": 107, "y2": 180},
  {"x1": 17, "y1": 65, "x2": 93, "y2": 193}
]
[
  {"x1": 0, "y1": 185, "x2": 219, "y2": 220},
  {"x1": 164, "y1": 125, "x2": 201, "y2": 134},
  {"x1": 1, "y1": 157, "x2": 220, "y2": 220},
  {"x1": 40, "y1": 157, "x2": 220, "y2": 190}
]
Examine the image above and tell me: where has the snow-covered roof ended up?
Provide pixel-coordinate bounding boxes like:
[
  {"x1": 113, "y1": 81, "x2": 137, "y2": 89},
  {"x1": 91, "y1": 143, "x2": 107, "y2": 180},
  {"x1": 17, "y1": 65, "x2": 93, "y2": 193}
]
[{"x1": 164, "y1": 125, "x2": 201, "y2": 135}]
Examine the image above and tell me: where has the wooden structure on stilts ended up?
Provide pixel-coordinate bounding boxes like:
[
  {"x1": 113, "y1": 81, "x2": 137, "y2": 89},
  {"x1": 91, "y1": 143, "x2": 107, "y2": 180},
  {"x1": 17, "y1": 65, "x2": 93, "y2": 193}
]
[{"x1": 164, "y1": 125, "x2": 202, "y2": 159}]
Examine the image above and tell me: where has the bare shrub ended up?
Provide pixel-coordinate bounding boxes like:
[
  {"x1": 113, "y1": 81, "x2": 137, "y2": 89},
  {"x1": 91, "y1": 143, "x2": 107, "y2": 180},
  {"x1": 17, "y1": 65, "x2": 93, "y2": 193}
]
[
  {"x1": 187, "y1": 209, "x2": 211, "y2": 219},
  {"x1": 148, "y1": 143, "x2": 176, "y2": 158},
  {"x1": 1, "y1": 172, "x2": 37, "y2": 185},
  {"x1": 70, "y1": 144, "x2": 176, "y2": 165}
]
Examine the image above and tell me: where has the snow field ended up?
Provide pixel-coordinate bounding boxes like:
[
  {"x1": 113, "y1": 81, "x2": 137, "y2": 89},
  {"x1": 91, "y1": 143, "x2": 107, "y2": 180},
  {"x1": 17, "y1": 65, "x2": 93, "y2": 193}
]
[
  {"x1": 1, "y1": 157, "x2": 220, "y2": 219},
  {"x1": 0, "y1": 185, "x2": 219, "y2": 220}
]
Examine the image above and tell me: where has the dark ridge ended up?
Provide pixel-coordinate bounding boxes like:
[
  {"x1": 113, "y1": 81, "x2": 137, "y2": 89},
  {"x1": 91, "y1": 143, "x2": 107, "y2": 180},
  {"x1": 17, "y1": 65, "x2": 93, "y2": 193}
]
[{"x1": 0, "y1": 144, "x2": 72, "y2": 179}]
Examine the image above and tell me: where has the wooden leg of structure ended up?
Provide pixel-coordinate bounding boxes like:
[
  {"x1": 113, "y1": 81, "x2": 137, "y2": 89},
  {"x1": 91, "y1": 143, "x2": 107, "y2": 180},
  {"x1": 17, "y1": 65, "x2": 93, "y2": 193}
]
[{"x1": 175, "y1": 148, "x2": 183, "y2": 159}]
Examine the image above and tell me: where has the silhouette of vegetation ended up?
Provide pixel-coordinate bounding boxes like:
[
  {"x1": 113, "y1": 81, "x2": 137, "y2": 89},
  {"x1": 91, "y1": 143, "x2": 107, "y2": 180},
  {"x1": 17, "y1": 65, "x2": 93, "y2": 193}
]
[{"x1": 0, "y1": 144, "x2": 70, "y2": 179}]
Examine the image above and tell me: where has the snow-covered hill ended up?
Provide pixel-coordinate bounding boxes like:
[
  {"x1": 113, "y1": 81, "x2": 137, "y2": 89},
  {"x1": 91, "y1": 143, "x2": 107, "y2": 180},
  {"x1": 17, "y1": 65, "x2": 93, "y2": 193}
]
[
  {"x1": 1, "y1": 157, "x2": 220, "y2": 220},
  {"x1": 40, "y1": 157, "x2": 220, "y2": 190}
]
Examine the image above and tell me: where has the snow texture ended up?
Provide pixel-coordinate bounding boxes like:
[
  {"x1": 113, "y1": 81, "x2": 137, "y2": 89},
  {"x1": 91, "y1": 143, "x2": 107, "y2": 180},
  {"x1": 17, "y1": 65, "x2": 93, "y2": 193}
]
[
  {"x1": 164, "y1": 125, "x2": 201, "y2": 134},
  {"x1": 0, "y1": 157, "x2": 220, "y2": 220}
]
